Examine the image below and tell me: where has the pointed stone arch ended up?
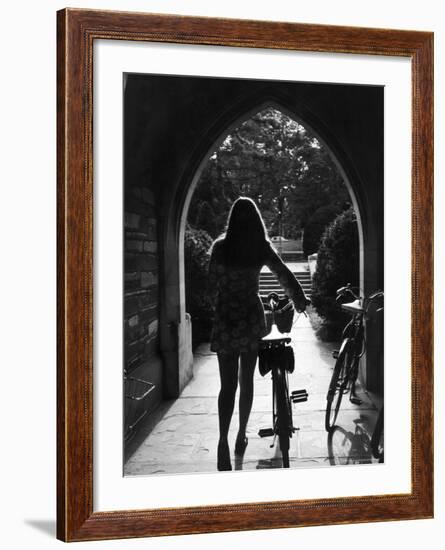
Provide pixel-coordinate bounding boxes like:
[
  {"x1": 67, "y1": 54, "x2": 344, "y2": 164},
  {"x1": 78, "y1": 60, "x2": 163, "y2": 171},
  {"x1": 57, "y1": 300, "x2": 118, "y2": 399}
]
[
  {"x1": 177, "y1": 99, "x2": 366, "y2": 322},
  {"x1": 163, "y1": 97, "x2": 372, "y2": 397}
]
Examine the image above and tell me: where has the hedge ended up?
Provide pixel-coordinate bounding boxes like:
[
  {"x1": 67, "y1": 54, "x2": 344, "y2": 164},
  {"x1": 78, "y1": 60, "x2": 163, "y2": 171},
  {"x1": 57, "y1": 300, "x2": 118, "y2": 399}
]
[
  {"x1": 184, "y1": 225, "x2": 214, "y2": 348},
  {"x1": 311, "y1": 207, "x2": 359, "y2": 336},
  {"x1": 302, "y1": 203, "x2": 343, "y2": 257}
]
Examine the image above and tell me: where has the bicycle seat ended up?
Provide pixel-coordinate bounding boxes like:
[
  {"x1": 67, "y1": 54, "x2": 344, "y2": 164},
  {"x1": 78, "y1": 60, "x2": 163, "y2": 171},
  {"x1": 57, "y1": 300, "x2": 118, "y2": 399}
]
[
  {"x1": 261, "y1": 323, "x2": 291, "y2": 345},
  {"x1": 341, "y1": 299, "x2": 364, "y2": 314}
]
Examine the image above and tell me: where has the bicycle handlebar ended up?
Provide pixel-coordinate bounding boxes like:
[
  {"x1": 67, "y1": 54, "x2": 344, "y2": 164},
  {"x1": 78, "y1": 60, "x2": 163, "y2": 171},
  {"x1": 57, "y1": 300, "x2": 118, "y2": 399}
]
[
  {"x1": 336, "y1": 283, "x2": 359, "y2": 302},
  {"x1": 266, "y1": 292, "x2": 311, "y2": 314},
  {"x1": 336, "y1": 284, "x2": 384, "y2": 314},
  {"x1": 267, "y1": 292, "x2": 280, "y2": 311}
]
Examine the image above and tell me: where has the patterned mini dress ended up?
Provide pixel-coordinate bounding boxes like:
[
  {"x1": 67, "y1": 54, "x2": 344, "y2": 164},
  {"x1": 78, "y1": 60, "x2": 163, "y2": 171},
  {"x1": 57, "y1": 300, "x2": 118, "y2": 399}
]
[{"x1": 208, "y1": 240, "x2": 306, "y2": 354}]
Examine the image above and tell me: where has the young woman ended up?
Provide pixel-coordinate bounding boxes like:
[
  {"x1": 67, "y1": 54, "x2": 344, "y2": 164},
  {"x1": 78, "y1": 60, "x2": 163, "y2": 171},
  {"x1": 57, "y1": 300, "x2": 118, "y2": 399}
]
[{"x1": 208, "y1": 197, "x2": 309, "y2": 471}]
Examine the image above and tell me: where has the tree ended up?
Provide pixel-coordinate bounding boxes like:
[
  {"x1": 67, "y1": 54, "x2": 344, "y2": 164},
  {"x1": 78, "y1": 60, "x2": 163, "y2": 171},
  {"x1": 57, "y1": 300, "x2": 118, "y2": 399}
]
[
  {"x1": 187, "y1": 107, "x2": 350, "y2": 240},
  {"x1": 185, "y1": 107, "x2": 354, "y2": 344}
]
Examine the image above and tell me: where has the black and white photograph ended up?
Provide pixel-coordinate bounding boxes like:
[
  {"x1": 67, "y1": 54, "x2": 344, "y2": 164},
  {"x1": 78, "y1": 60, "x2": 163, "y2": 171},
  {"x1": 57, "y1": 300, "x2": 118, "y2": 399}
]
[
  {"x1": 123, "y1": 73, "x2": 384, "y2": 475},
  {"x1": 1, "y1": 0, "x2": 440, "y2": 546}
]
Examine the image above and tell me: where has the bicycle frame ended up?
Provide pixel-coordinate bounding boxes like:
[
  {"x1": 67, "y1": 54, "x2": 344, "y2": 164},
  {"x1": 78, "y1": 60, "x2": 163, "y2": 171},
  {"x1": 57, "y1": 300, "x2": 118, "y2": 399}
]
[
  {"x1": 338, "y1": 313, "x2": 365, "y2": 392},
  {"x1": 259, "y1": 339, "x2": 294, "y2": 420},
  {"x1": 258, "y1": 293, "x2": 308, "y2": 467}
]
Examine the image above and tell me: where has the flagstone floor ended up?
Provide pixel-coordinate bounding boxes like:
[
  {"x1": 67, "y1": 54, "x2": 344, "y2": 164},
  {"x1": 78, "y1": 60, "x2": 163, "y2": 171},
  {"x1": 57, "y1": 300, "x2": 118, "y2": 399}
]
[{"x1": 124, "y1": 313, "x2": 381, "y2": 476}]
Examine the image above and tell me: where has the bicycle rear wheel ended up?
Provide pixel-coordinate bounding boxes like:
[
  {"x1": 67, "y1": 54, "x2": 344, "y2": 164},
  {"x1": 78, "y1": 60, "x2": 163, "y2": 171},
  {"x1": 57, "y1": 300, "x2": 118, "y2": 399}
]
[
  {"x1": 325, "y1": 345, "x2": 352, "y2": 431},
  {"x1": 371, "y1": 407, "x2": 384, "y2": 462},
  {"x1": 274, "y1": 367, "x2": 292, "y2": 468}
]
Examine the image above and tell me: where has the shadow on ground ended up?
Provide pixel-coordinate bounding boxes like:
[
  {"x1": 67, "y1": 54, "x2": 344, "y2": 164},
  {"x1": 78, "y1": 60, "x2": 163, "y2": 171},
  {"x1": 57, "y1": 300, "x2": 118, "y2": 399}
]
[{"x1": 124, "y1": 312, "x2": 381, "y2": 476}]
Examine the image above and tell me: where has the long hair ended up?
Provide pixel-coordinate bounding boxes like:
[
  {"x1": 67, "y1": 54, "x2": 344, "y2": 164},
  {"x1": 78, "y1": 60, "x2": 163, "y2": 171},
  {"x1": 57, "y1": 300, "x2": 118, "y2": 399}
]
[{"x1": 220, "y1": 197, "x2": 270, "y2": 267}]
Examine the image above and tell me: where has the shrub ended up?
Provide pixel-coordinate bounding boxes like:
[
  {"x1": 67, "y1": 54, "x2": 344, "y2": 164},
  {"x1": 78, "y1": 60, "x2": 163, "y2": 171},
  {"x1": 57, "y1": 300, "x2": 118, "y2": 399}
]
[
  {"x1": 302, "y1": 204, "x2": 342, "y2": 257},
  {"x1": 184, "y1": 225, "x2": 215, "y2": 348},
  {"x1": 194, "y1": 200, "x2": 219, "y2": 238},
  {"x1": 311, "y1": 207, "x2": 359, "y2": 337}
]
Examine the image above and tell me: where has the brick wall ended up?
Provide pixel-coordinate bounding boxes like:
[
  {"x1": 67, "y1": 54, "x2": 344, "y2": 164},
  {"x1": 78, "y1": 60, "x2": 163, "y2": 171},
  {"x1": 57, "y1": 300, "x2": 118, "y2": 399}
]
[{"x1": 124, "y1": 183, "x2": 162, "y2": 438}]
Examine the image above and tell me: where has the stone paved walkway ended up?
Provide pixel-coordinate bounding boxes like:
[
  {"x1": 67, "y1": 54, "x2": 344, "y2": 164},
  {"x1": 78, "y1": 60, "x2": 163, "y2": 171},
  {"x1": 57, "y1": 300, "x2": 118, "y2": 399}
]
[{"x1": 124, "y1": 314, "x2": 381, "y2": 476}]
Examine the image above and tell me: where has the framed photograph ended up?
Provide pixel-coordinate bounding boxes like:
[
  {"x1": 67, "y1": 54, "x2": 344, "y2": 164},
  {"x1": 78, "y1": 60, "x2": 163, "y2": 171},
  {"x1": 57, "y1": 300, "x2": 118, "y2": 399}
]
[{"x1": 57, "y1": 8, "x2": 433, "y2": 542}]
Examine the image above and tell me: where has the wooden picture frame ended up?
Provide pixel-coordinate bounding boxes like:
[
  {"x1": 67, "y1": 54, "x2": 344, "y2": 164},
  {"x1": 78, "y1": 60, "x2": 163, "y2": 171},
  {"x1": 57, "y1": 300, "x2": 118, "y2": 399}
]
[{"x1": 57, "y1": 8, "x2": 434, "y2": 542}]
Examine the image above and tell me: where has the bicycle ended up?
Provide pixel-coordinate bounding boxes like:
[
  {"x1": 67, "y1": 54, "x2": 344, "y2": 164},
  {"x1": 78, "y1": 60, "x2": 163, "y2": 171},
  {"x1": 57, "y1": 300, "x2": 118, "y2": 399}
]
[
  {"x1": 257, "y1": 292, "x2": 310, "y2": 468},
  {"x1": 325, "y1": 284, "x2": 384, "y2": 432}
]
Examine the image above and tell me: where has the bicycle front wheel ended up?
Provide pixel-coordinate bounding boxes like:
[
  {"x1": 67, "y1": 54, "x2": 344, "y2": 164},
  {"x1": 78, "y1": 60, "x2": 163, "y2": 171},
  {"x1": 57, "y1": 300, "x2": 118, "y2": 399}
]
[
  {"x1": 325, "y1": 345, "x2": 352, "y2": 431},
  {"x1": 274, "y1": 367, "x2": 292, "y2": 468}
]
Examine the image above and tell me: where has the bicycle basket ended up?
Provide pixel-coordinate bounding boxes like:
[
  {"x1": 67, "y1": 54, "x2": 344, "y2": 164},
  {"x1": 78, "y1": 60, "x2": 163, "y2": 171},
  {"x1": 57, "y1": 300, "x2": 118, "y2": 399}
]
[
  {"x1": 264, "y1": 297, "x2": 294, "y2": 334},
  {"x1": 124, "y1": 374, "x2": 156, "y2": 442}
]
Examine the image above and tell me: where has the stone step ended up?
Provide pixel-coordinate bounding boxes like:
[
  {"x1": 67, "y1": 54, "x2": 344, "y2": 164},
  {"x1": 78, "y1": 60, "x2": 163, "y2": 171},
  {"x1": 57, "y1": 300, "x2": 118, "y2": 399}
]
[
  {"x1": 281, "y1": 256, "x2": 306, "y2": 262},
  {"x1": 260, "y1": 271, "x2": 311, "y2": 275},
  {"x1": 260, "y1": 285, "x2": 312, "y2": 291},
  {"x1": 259, "y1": 287, "x2": 312, "y2": 292},
  {"x1": 260, "y1": 278, "x2": 311, "y2": 285},
  {"x1": 261, "y1": 288, "x2": 312, "y2": 292},
  {"x1": 259, "y1": 267, "x2": 312, "y2": 299},
  {"x1": 258, "y1": 294, "x2": 312, "y2": 297},
  {"x1": 260, "y1": 273, "x2": 311, "y2": 279},
  {"x1": 260, "y1": 277, "x2": 311, "y2": 284},
  {"x1": 259, "y1": 281, "x2": 312, "y2": 288},
  {"x1": 259, "y1": 292, "x2": 312, "y2": 299},
  {"x1": 260, "y1": 277, "x2": 312, "y2": 282}
]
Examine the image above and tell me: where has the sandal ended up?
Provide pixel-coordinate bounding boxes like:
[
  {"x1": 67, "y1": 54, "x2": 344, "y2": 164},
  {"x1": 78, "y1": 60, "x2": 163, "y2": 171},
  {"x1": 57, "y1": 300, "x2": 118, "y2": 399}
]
[
  {"x1": 234, "y1": 434, "x2": 248, "y2": 456},
  {"x1": 217, "y1": 440, "x2": 232, "y2": 471}
]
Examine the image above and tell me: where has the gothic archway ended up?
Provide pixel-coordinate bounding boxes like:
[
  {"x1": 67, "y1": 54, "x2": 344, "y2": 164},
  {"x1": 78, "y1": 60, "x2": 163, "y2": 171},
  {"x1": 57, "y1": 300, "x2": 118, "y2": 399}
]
[
  {"x1": 158, "y1": 96, "x2": 375, "y2": 397},
  {"x1": 179, "y1": 100, "x2": 366, "y2": 326}
]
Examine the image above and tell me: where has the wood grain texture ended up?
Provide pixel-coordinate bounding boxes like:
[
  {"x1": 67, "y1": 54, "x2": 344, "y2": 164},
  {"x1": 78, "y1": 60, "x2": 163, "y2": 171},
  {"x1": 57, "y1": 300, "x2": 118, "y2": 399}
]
[{"x1": 57, "y1": 8, "x2": 434, "y2": 542}]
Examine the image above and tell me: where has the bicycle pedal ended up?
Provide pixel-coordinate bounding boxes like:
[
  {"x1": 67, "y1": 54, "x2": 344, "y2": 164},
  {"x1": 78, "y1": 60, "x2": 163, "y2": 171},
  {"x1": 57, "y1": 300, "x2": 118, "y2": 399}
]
[
  {"x1": 291, "y1": 389, "x2": 307, "y2": 397},
  {"x1": 292, "y1": 395, "x2": 308, "y2": 403},
  {"x1": 291, "y1": 389, "x2": 308, "y2": 402},
  {"x1": 258, "y1": 428, "x2": 274, "y2": 438},
  {"x1": 332, "y1": 350, "x2": 339, "y2": 359}
]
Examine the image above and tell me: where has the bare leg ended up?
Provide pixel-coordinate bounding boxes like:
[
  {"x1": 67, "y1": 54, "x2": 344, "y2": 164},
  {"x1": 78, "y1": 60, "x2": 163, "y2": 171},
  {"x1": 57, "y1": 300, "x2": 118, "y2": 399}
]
[
  {"x1": 217, "y1": 352, "x2": 239, "y2": 469},
  {"x1": 236, "y1": 350, "x2": 257, "y2": 450}
]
